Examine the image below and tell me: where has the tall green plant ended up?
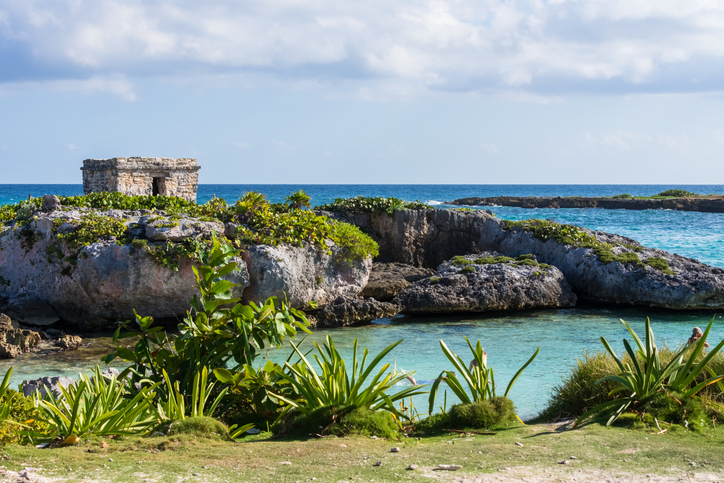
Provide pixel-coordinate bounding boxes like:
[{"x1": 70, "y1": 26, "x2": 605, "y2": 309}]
[
  {"x1": 276, "y1": 336, "x2": 427, "y2": 419},
  {"x1": 574, "y1": 317, "x2": 724, "y2": 428},
  {"x1": 35, "y1": 366, "x2": 158, "y2": 441},
  {"x1": 156, "y1": 367, "x2": 228, "y2": 422},
  {"x1": 285, "y1": 190, "x2": 312, "y2": 210},
  {"x1": 428, "y1": 338, "x2": 539, "y2": 415},
  {"x1": 105, "y1": 234, "x2": 310, "y2": 407}
]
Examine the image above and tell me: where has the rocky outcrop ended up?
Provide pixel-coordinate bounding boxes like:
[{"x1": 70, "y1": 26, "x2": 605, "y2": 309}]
[
  {"x1": 321, "y1": 209, "x2": 496, "y2": 268},
  {"x1": 478, "y1": 219, "x2": 724, "y2": 309},
  {"x1": 451, "y1": 195, "x2": 724, "y2": 213},
  {"x1": 0, "y1": 313, "x2": 41, "y2": 358},
  {"x1": 22, "y1": 375, "x2": 77, "y2": 398},
  {"x1": 360, "y1": 262, "x2": 436, "y2": 301},
  {"x1": 393, "y1": 253, "x2": 576, "y2": 313},
  {"x1": 306, "y1": 295, "x2": 400, "y2": 327},
  {"x1": 0, "y1": 208, "x2": 374, "y2": 330},
  {"x1": 242, "y1": 243, "x2": 371, "y2": 308}
]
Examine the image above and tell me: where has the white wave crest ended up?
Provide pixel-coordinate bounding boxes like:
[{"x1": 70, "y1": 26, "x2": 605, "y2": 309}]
[{"x1": 426, "y1": 200, "x2": 444, "y2": 205}]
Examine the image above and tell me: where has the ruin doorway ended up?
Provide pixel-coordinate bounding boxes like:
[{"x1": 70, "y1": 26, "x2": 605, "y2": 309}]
[{"x1": 152, "y1": 177, "x2": 166, "y2": 196}]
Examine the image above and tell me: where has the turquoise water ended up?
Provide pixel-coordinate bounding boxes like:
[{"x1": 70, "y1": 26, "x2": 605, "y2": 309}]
[
  {"x1": 2, "y1": 184, "x2": 724, "y2": 418},
  {"x1": 2, "y1": 308, "x2": 722, "y2": 419}
]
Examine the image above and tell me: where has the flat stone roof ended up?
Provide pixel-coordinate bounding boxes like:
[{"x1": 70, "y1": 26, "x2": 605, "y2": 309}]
[{"x1": 81, "y1": 157, "x2": 199, "y2": 171}]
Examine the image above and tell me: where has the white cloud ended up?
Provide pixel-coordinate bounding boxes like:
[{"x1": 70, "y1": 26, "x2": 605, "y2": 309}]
[
  {"x1": 3, "y1": 0, "x2": 724, "y2": 96},
  {"x1": 66, "y1": 143, "x2": 82, "y2": 151}
]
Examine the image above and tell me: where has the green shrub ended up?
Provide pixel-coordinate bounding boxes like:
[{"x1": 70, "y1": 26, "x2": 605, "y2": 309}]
[
  {"x1": 316, "y1": 196, "x2": 432, "y2": 215},
  {"x1": 0, "y1": 389, "x2": 51, "y2": 445},
  {"x1": 450, "y1": 256, "x2": 474, "y2": 266},
  {"x1": 642, "y1": 392, "x2": 708, "y2": 431},
  {"x1": 460, "y1": 266, "x2": 476, "y2": 274},
  {"x1": 166, "y1": 416, "x2": 229, "y2": 439},
  {"x1": 644, "y1": 256, "x2": 676, "y2": 275},
  {"x1": 448, "y1": 397, "x2": 517, "y2": 430},
  {"x1": 611, "y1": 193, "x2": 633, "y2": 199},
  {"x1": 657, "y1": 189, "x2": 698, "y2": 197},
  {"x1": 429, "y1": 276, "x2": 442, "y2": 284},
  {"x1": 273, "y1": 405, "x2": 400, "y2": 439}
]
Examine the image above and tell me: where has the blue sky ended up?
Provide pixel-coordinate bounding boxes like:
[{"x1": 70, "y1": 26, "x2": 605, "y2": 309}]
[{"x1": 1, "y1": 0, "x2": 724, "y2": 184}]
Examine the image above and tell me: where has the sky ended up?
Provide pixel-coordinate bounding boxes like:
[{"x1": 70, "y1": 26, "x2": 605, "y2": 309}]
[{"x1": 1, "y1": 0, "x2": 724, "y2": 184}]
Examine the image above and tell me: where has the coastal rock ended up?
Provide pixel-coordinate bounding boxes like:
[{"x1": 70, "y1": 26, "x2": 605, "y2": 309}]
[
  {"x1": 54, "y1": 334, "x2": 83, "y2": 351},
  {"x1": 4, "y1": 297, "x2": 61, "y2": 327},
  {"x1": 478, "y1": 219, "x2": 724, "y2": 309},
  {"x1": 144, "y1": 217, "x2": 225, "y2": 242},
  {"x1": 0, "y1": 313, "x2": 41, "y2": 358},
  {"x1": 306, "y1": 295, "x2": 400, "y2": 327},
  {"x1": 360, "y1": 262, "x2": 436, "y2": 301},
  {"x1": 393, "y1": 253, "x2": 577, "y2": 313},
  {"x1": 0, "y1": 211, "x2": 250, "y2": 330},
  {"x1": 41, "y1": 194, "x2": 62, "y2": 213},
  {"x1": 242, "y1": 243, "x2": 372, "y2": 308},
  {"x1": 321, "y1": 209, "x2": 496, "y2": 268}
]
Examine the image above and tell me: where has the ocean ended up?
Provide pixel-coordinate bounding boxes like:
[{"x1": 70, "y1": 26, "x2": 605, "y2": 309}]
[{"x1": 2, "y1": 184, "x2": 724, "y2": 418}]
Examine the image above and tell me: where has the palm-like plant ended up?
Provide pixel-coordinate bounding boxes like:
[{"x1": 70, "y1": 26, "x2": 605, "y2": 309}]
[
  {"x1": 428, "y1": 338, "x2": 539, "y2": 415},
  {"x1": 276, "y1": 336, "x2": 427, "y2": 419},
  {"x1": 574, "y1": 317, "x2": 724, "y2": 428},
  {"x1": 285, "y1": 190, "x2": 312, "y2": 211}
]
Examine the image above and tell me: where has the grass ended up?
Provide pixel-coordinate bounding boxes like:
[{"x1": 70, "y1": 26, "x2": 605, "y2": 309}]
[{"x1": 3, "y1": 423, "x2": 724, "y2": 482}]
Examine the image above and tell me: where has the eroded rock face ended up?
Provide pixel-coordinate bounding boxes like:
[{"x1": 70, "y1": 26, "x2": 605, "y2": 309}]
[
  {"x1": 360, "y1": 262, "x2": 436, "y2": 302},
  {"x1": 0, "y1": 211, "x2": 249, "y2": 330},
  {"x1": 0, "y1": 313, "x2": 41, "y2": 358},
  {"x1": 321, "y1": 209, "x2": 496, "y2": 268},
  {"x1": 478, "y1": 219, "x2": 724, "y2": 309},
  {"x1": 242, "y1": 243, "x2": 372, "y2": 308},
  {"x1": 393, "y1": 253, "x2": 577, "y2": 313},
  {"x1": 306, "y1": 295, "x2": 400, "y2": 328}
]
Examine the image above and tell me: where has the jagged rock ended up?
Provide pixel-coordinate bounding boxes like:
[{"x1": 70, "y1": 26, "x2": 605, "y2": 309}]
[
  {"x1": 54, "y1": 334, "x2": 82, "y2": 351},
  {"x1": 478, "y1": 219, "x2": 724, "y2": 309},
  {"x1": 0, "y1": 313, "x2": 42, "y2": 358},
  {"x1": 242, "y1": 243, "x2": 372, "y2": 308},
  {"x1": 145, "y1": 217, "x2": 225, "y2": 242},
  {"x1": 307, "y1": 295, "x2": 400, "y2": 327},
  {"x1": 41, "y1": 194, "x2": 62, "y2": 212},
  {"x1": 361, "y1": 262, "x2": 436, "y2": 301},
  {"x1": 22, "y1": 375, "x2": 76, "y2": 398},
  {"x1": 321, "y1": 209, "x2": 496, "y2": 268},
  {"x1": 393, "y1": 253, "x2": 577, "y2": 313}
]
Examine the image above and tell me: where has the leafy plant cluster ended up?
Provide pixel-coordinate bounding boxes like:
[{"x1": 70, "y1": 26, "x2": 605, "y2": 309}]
[
  {"x1": 234, "y1": 194, "x2": 378, "y2": 263},
  {"x1": 502, "y1": 219, "x2": 675, "y2": 275},
  {"x1": 450, "y1": 254, "x2": 552, "y2": 272},
  {"x1": 656, "y1": 189, "x2": 699, "y2": 198},
  {"x1": 316, "y1": 196, "x2": 432, "y2": 215},
  {"x1": 576, "y1": 318, "x2": 724, "y2": 429}
]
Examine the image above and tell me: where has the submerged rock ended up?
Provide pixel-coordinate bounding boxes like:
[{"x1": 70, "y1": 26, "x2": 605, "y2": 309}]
[
  {"x1": 394, "y1": 253, "x2": 576, "y2": 313},
  {"x1": 360, "y1": 262, "x2": 435, "y2": 302},
  {"x1": 306, "y1": 295, "x2": 400, "y2": 327}
]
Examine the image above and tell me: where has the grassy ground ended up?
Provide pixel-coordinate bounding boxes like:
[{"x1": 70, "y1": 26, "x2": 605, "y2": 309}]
[{"x1": 2, "y1": 421, "x2": 724, "y2": 483}]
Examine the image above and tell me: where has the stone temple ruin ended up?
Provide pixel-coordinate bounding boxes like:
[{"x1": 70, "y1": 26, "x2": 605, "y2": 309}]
[{"x1": 81, "y1": 157, "x2": 200, "y2": 202}]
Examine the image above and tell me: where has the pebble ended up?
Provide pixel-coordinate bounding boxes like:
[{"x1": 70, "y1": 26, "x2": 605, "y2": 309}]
[
  {"x1": 390, "y1": 447, "x2": 400, "y2": 453},
  {"x1": 108, "y1": 458, "x2": 113, "y2": 462},
  {"x1": 373, "y1": 461, "x2": 382, "y2": 467},
  {"x1": 437, "y1": 464, "x2": 462, "y2": 471},
  {"x1": 192, "y1": 473, "x2": 200, "y2": 476},
  {"x1": 407, "y1": 464, "x2": 418, "y2": 471},
  {"x1": 280, "y1": 462, "x2": 292, "y2": 465},
  {"x1": 515, "y1": 442, "x2": 524, "y2": 447},
  {"x1": 559, "y1": 460, "x2": 569, "y2": 465},
  {"x1": 569, "y1": 456, "x2": 577, "y2": 459},
  {"x1": 690, "y1": 462, "x2": 697, "y2": 467}
]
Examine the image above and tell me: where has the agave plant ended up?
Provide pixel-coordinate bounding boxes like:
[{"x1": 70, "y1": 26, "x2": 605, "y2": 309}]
[
  {"x1": 34, "y1": 366, "x2": 159, "y2": 441},
  {"x1": 574, "y1": 317, "x2": 724, "y2": 428},
  {"x1": 155, "y1": 366, "x2": 228, "y2": 422},
  {"x1": 276, "y1": 336, "x2": 427, "y2": 418},
  {"x1": 428, "y1": 337, "x2": 539, "y2": 415}
]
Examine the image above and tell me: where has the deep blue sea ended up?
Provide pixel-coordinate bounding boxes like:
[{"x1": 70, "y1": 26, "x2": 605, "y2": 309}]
[{"x1": 2, "y1": 184, "x2": 724, "y2": 418}]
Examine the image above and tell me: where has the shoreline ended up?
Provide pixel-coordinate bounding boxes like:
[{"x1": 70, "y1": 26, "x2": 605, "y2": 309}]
[{"x1": 450, "y1": 195, "x2": 724, "y2": 213}]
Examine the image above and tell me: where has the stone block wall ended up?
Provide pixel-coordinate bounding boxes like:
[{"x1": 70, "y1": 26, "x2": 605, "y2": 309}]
[{"x1": 81, "y1": 157, "x2": 200, "y2": 201}]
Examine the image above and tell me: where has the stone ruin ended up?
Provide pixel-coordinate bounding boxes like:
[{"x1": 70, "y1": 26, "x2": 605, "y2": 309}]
[{"x1": 81, "y1": 157, "x2": 200, "y2": 202}]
